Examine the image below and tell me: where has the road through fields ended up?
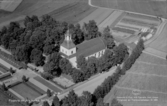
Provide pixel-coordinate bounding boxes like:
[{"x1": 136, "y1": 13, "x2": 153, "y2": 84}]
[{"x1": 57, "y1": 66, "x2": 116, "y2": 99}]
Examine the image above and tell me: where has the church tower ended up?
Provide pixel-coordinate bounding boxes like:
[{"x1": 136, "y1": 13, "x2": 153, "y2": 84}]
[{"x1": 60, "y1": 30, "x2": 76, "y2": 56}]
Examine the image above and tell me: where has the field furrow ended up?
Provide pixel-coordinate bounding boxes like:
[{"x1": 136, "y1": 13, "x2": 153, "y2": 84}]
[
  {"x1": 99, "y1": 10, "x2": 124, "y2": 28},
  {"x1": 79, "y1": 8, "x2": 114, "y2": 26}
]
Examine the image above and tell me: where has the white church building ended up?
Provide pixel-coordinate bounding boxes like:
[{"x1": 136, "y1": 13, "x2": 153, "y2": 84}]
[{"x1": 60, "y1": 30, "x2": 106, "y2": 68}]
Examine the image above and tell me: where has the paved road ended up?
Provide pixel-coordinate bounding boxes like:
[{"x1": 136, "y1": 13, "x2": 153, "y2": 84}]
[
  {"x1": 58, "y1": 66, "x2": 116, "y2": 99},
  {"x1": 35, "y1": 66, "x2": 116, "y2": 106}
]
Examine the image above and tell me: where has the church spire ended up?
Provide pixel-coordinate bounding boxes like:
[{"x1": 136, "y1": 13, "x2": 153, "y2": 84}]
[
  {"x1": 61, "y1": 29, "x2": 76, "y2": 49},
  {"x1": 65, "y1": 30, "x2": 72, "y2": 41}
]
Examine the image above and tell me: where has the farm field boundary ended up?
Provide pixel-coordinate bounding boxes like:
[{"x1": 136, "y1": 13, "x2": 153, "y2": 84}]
[
  {"x1": 104, "y1": 53, "x2": 167, "y2": 106},
  {"x1": 99, "y1": 10, "x2": 125, "y2": 28},
  {"x1": 48, "y1": 2, "x2": 97, "y2": 24},
  {"x1": 147, "y1": 21, "x2": 167, "y2": 53},
  {"x1": 0, "y1": 0, "x2": 22, "y2": 12},
  {"x1": 91, "y1": 0, "x2": 167, "y2": 19},
  {"x1": 11, "y1": 82, "x2": 43, "y2": 99},
  {"x1": 143, "y1": 48, "x2": 167, "y2": 59},
  {"x1": 34, "y1": 76, "x2": 63, "y2": 92},
  {"x1": 79, "y1": 8, "x2": 114, "y2": 26}
]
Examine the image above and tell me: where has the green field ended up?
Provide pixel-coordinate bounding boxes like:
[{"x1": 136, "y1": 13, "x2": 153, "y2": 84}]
[
  {"x1": 0, "y1": 0, "x2": 96, "y2": 29},
  {"x1": 0, "y1": 63, "x2": 9, "y2": 73},
  {"x1": 112, "y1": 27, "x2": 136, "y2": 34},
  {"x1": 48, "y1": 2, "x2": 96, "y2": 24},
  {"x1": 104, "y1": 53, "x2": 167, "y2": 106},
  {"x1": 11, "y1": 82, "x2": 44, "y2": 99},
  {"x1": 0, "y1": 90, "x2": 24, "y2": 106},
  {"x1": 0, "y1": 73, "x2": 12, "y2": 81},
  {"x1": 148, "y1": 22, "x2": 167, "y2": 53},
  {"x1": 92, "y1": 0, "x2": 167, "y2": 18},
  {"x1": 34, "y1": 76, "x2": 62, "y2": 92},
  {"x1": 0, "y1": 0, "x2": 79, "y2": 24}
]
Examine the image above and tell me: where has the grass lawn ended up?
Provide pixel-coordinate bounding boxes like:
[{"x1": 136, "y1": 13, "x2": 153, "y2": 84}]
[
  {"x1": 0, "y1": 67, "x2": 7, "y2": 73},
  {"x1": 104, "y1": 53, "x2": 167, "y2": 105},
  {"x1": 149, "y1": 22, "x2": 167, "y2": 53},
  {"x1": 26, "y1": 81, "x2": 45, "y2": 94},
  {"x1": 0, "y1": 74, "x2": 12, "y2": 81},
  {"x1": 0, "y1": 63, "x2": 9, "y2": 73},
  {"x1": 11, "y1": 82, "x2": 42, "y2": 99},
  {"x1": 0, "y1": 90, "x2": 24, "y2": 106},
  {"x1": 92, "y1": 0, "x2": 167, "y2": 18},
  {"x1": 34, "y1": 76, "x2": 62, "y2": 92}
]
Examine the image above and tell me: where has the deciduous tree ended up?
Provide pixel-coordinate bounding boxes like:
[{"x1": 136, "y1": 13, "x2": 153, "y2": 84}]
[
  {"x1": 77, "y1": 55, "x2": 87, "y2": 69},
  {"x1": 30, "y1": 48, "x2": 45, "y2": 66},
  {"x1": 22, "y1": 75, "x2": 28, "y2": 82},
  {"x1": 52, "y1": 95, "x2": 60, "y2": 106},
  {"x1": 47, "y1": 89, "x2": 52, "y2": 97},
  {"x1": 1, "y1": 83, "x2": 8, "y2": 91},
  {"x1": 59, "y1": 58, "x2": 72, "y2": 74},
  {"x1": 43, "y1": 101, "x2": 50, "y2": 106}
]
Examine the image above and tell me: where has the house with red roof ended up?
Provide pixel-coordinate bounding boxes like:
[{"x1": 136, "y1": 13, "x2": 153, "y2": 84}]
[{"x1": 60, "y1": 30, "x2": 106, "y2": 67}]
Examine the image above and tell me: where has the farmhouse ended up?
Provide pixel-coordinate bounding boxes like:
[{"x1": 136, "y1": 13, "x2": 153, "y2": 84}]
[{"x1": 60, "y1": 30, "x2": 106, "y2": 67}]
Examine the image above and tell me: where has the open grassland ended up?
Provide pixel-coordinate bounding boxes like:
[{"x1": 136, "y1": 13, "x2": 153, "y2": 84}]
[
  {"x1": 116, "y1": 24, "x2": 140, "y2": 31},
  {"x1": 92, "y1": 0, "x2": 167, "y2": 18},
  {"x1": 144, "y1": 48, "x2": 167, "y2": 59},
  {"x1": 48, "y1": 2, "x2": 96, "y2": 24},
  {"x1": 0, "y1": 0, "x2": 22, "y2": 12},
  {"x1": 11, "y1": 82, "x2": 43, "y2": 99},
  {"x1": 34, "y1": 76, "x2": 62, "y2": 93},
  {"x1": 117, "y1": 74, "x2": 167, "y2": 93},
  {"x1": 79, "y1": 8, "x2": 113, "y2": 26},
  {"x1": 124, "y1": 14, "x2": 161, "y2": 26},
  {"x1": 117, "y1": 22, "x2": 146, "y2": 30},
  {"x1": 112, "y1": 27, "x2": 136, "y2": 34},
  {"x1": 0, "y1": 73, "x2": 12, "y2": 81},
  {"x1": 120, "y1": 18, "x2": 158, "y2": 27},
  {"x1": 0, "y1": 0, "x2": 96, "y2": 29},
  {"x1": 148, "y1": 22, "x2": 167, "y2": 53},
  {"x1": 126, "y1": 13, "x2": 161, "y2": 22},
  {"x1": 0, "y1": 63, "x2": 8, "y2": 73},
  {"x1": 104, "y1": 53, "x2": 167, "y2": 106},
  {"x1": 108, "y1": 87, "x2": 167, "y2": 106},
  {"x1": 0, "y1": 90, "x2": 23, "y2": 106},
  {"x1": 0, "y1": 0, "x2": 79, "y2": 23},
  {"x1": 99, "y1": 10, "x2": 125, "y2": 28}
]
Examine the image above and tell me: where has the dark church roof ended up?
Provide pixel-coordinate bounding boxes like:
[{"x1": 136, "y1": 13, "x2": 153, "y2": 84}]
[
  {"x1": 61, "y1": 37, "x2": 106, "y2": 59},
  {"x1": 61, "y1": 40, "x2": 76, "y2": 49}
]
